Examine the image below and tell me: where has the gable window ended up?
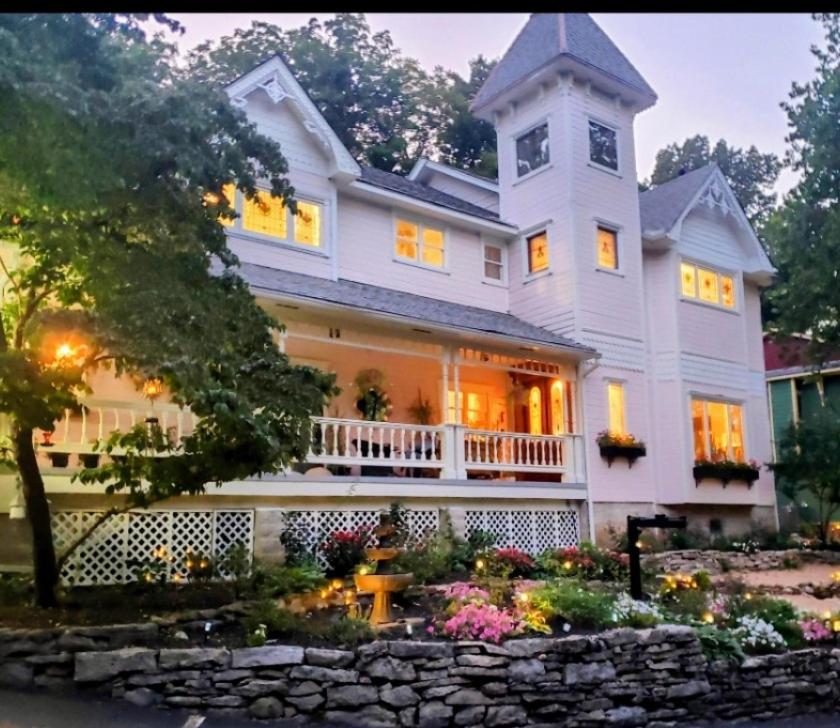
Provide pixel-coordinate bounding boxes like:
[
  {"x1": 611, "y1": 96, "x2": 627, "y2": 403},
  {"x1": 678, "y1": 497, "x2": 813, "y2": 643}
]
[
  {"x1": 515, "y1": 123, "x2": 549, "y2": 178},
  {"x1": 588, "y1": 120, "x2": 619, "y2": 171},
  {"x1": 692, "y1": 397, "x2": 745, "y2": 462},
  {"x1": 527, "y1": 231, "x2": 549, "y2": 275},
  {"x1": 607, "y1": 381, "x2": 626, "y2": 435},
  {"x1": 243, "y1": 190, "x2": 287, "y2": 239},
  {"x1": 596, "y1": 226, "x2": 618, "y2": 270},
  {"x1": 680, "y1": 261, "x2": 736, "y2": 310},
  {"x1": 294, "y1": 201, "x2": 321, "y2": 247},
  {"x1": 395, "y1": 218, "x2": 446, "y2": 269},
  {"x1": 483, "y1": 243, "x2": 505, "y2": 282}
]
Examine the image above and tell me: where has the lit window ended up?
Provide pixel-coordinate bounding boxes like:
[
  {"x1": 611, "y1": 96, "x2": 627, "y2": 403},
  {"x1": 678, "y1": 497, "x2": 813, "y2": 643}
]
[
  {"x1": 395, "y1": 219, "x2": 445, "y2": 268},
  {"x1": 692, "y1": 397, "x2": 745, "y2": 462},
  {"x1": 589, "y1": 120, "x2": 618, "y2": 171},
  {"x1": 294, "y1": 201, "x2": 321, "y2": 247},
  {"x1": 529, "y1": 386, "x2": 543, "y2": 435},
  {"x1": 515, "y1": 123, "x2": 550, "y2": 178},
  {"x1": 219, "y1": 183, "x2": 236, "y2": 227},
  {"x1": 596, "y1": 226, "x2": 618, "y2": 270},
  {"x1": 680, "y1": 262, "x2": 697, "y2": 297},
  {"x1": 680, "y1": 260, "x2": 737, "y2": 310},
  {"x1": 550, "y1": 380, "x2": 574, "y2": 434},
  {"x1": 607, "y1": 381, "x2": 626, "y2": 435},
  {"x1": 243, "y1": 190, "x2": 287, "y2": 239},
  {"x1": 483, "y1": 244, "x2": 504, "y2": 281},
  {"x1": 447, "y1": 390, "x2": 486, "y2": 429},
  {"x1": 527, "y1": 231, "x2": 549, "y2": 274}
]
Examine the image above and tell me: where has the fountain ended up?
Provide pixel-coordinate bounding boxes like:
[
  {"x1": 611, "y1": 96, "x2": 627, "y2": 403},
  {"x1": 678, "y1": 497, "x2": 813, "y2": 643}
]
[{"x1": 354, "y1": 512, "x2": 414, "y2": 625}]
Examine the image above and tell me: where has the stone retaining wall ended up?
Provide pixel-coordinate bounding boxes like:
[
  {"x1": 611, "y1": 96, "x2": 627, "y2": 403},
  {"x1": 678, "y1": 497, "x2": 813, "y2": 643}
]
[
  {"x1": 2, "y1": 623, "x2": 840, "y2": 726},
  {"x1": 643, "y1": 548, "x2": 840, "y2": 575}
]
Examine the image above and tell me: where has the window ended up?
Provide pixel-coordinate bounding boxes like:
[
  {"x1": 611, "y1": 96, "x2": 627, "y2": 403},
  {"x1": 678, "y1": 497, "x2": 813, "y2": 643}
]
[
  {"x1": 550, "y1": 380, "x2": 574, "y2": 434},
  {"x1": 607, "y1": 381, "x2": 626, "y2": 435},
  {"x1": 680, "y1": 260, "x2": 737, "y2": 310},
  {"x1": 395, "y1": 218, "x2": 445, "y2": 269},
  {"x1": 483, "y1": 243, "x2": 505, "y2": 282},
  {"x1": 596, "y1": 226, "x2": 618, "y2": 270},
  {"x1": 447, "y1": 390, "x2": 487, "y2": 429},
  {"x1": 527, "y1": 231, "x2": 549, "y2": 274},
  {"x1": 692, "y1": 398, "x2": 745, "y2": 462},
  {"x1": 218, "y1": 183, "x2": 236, "y2": 227},
  {"x1": 588, "y1": 120, "x2": 619, "y2": 171},
  {"x1": 243, "y1": 190, "x2": 287, "y2": 239},
  {"x1": 528, "y1": 386, "x2": 543, "y2": 435},
  {"x1": 294, "y1": 201, "x2": 321, "y2": 247},
  {"x1": 515, "y1": 123, "x2": 549, "y2": 177}
]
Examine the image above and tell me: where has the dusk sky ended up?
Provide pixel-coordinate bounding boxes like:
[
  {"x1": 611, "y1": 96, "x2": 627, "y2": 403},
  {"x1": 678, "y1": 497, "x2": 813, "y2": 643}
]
[{"x1": 168, "y1": 13, "x2": 825, "y2": 197}]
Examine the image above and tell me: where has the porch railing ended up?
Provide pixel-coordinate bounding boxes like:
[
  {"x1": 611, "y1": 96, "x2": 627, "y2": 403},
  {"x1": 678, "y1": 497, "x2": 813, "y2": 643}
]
[{"x1": 462, "y1": 428, "x2": 567, "y2": 471}]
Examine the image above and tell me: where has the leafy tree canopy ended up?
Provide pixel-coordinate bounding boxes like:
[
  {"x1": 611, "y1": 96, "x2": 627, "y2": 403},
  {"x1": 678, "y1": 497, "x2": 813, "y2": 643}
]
[
  {"x1": 765, "y1": 14, "x2": 840, "y2": 365},
  {"x1": 642, "y1": 134, "x2": 781, "y2": 229},
  {"x1": 0, "y1": 13, "x2": 336, "y2": 606}
]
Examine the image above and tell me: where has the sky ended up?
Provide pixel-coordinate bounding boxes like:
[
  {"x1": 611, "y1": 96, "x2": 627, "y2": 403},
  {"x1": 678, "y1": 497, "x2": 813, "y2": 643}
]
[{"x1": 167, "y1": 13, "x2": 826, "y2": 196}]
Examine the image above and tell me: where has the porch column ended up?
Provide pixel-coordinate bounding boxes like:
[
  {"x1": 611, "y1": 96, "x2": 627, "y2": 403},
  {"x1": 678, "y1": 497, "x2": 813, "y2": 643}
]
[
  {"x1": 451, "y1": 348, "x2": 467, "y2": 479},
  {"x1": 572, "y1": 360, "x2": 588, "y2": 484}
]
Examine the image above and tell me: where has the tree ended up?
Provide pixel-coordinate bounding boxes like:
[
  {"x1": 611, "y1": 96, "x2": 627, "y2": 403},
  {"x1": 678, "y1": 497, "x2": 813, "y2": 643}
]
[
  {"x1": 426, "y1": 56, "x2": 498, "y2": 178},
  {"x1": 643, "y1": 135, "x2": 781, "y2": 228},
  {"x1": 771, "y1": 405, "x2": 840, "y2": 545},
  {"x1": 0, "y1": 14, "x2": 336, "y2": 607},
  {"x1": 764, "y1": 14, "x2": 840, "y2": 366},
  {"x1": 188, "y1": 15, "x2": 433, "y2": 174}
]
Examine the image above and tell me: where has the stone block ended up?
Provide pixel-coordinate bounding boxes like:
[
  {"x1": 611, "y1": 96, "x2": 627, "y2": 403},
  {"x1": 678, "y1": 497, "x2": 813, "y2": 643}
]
[
  {"x1": 75, "y1": 648, "x2": 156, "y2": 682},
  {"x1": 231, "y1": 645, "x2": 304, "y2": 668},
  {"x1": 159, "y1": 647, "x2": 230, "y2": 670},
  {"x1": 250, "y1": 696, "x2": 284, "y2": 719},
  {"x1": 305, "y1": 647, "x2": 355, "y2": 667},
  {"x1": 326, "y1": 684, "x2": 379, "y2": 708}
]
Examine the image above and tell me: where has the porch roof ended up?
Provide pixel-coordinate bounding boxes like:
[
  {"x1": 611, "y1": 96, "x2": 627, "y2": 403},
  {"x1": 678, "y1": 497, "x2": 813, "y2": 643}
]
[{"x1": 238, "y1": 262, "x2": 595, "y2": 357}]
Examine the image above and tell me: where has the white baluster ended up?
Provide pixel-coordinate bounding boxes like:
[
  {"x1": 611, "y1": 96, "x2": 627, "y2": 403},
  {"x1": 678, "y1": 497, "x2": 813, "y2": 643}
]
[{"x1": 80, "y1": 406, "x2": 87, "y2": 445}]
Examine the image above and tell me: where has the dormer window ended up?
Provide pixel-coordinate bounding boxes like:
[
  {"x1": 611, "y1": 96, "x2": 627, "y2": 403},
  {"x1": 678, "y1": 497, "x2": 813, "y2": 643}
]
[
  {"x1": 588, "y1": 120, "x2": 619, "y2": 172},
  {"x1": 515, "y1": 123, "x2": 549, "y2": 178}
]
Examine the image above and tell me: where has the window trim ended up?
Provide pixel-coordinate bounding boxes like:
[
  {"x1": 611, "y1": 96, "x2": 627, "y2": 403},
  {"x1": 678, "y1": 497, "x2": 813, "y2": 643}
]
[
  {"x1": 481, "y1": 238, "x2": 508, "y2": 286},
  {"x1": 586, "y1": 116, "x2": 621, "y2": 176},
  {"x1": 392, "y1": 213, "x2": 449, "y2": 273},
  {"x1": 512, "y1": 118, "x2": 551, "y2": 182},
  {"x1": 679, "y1": 257, "x2": 740, "y2": 313},
  {"x1": 593, "y1": 219, "x2": 622, "y2": 274},
  {"x1": 222, "y1": 184, "x2": 330, "y2": 257},
  {"x1": 606, "y1": 378, "x2": 627, "y2": 436},
  {"x1": 690, "y1": 394, "x2": 748, "y2": 463},
  {"x1": 521, "y1": 227, "x2": 551, "y2": 279}
]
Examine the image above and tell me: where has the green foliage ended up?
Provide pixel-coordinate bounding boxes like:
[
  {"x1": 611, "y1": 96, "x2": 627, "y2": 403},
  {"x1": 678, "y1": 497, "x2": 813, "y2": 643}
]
[
  {"x1": 530, "y1": 580, "x2": 616, "y2": 629},
  {"x1": 663, "y1": 589, "x2": 709, "y2": 620},
  {"x1": 392, "y1": 532, "x2": 456, "y2": 585},
  {"x1": 321, "y1": 616, "x2": 374, "y2": 647},
  {"x1": 243, "y1": 599, "x2": 306, "y2": 638},
  {"x1": 644, "y1": 134, "x2": 781, "y2": 228},
  {"x1": 0, "y1": 573, "x2": 32, "y2": 606},
  {"x1": 766, "y1": 15, "x2": 840, "y2": 349},
  {"x1": 279, "y1": 511, "x2": 316, "y2": 568},
  {"x1": 666, "y1": 528, "x2": 712, "y2": 551},
  {"x1": 248, "y1": 562, "x2": 326, "y2": 599},
  {"x1": 536, "y1": 542, "x2": 629, "y2": 582},
  {"x1": 320, "y1": 526, "x2": 371, "y2": 578},
  {"x1": 694, "y1": 624, "x2": 746, "y2": 664},
  {"x1": 771, "y1": 405, "x2": 840, "y2": 544}
]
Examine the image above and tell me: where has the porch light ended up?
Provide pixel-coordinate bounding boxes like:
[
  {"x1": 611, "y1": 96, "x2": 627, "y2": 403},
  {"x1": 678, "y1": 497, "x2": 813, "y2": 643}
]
[{"x1": 142, "y1": 378, "x2": 164, "y2": 403}]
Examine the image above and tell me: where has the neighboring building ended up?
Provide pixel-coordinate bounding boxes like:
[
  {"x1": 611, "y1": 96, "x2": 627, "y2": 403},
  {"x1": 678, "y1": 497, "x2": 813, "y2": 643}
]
[{"x1": 0, "y1": 13, "x2": 777, "y2": 581}]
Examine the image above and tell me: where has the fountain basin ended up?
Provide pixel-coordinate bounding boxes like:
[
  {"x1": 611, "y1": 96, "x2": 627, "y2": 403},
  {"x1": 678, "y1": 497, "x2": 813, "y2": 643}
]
[{"x1": 354, "y1": 572, "x2": 414, "y2": 625}]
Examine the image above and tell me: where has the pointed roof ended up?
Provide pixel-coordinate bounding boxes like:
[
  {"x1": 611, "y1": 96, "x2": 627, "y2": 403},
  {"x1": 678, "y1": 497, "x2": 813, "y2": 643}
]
[
  {"x1": 639, "y1": 165, "x2": 718, "y2": 237},
  {"x1": 472, "y1": 14, "x2": 656, "y2": 113}
]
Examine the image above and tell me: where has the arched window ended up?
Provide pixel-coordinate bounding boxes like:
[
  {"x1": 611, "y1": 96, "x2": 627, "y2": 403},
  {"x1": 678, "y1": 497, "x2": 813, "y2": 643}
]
[
  {"x1": 551, "y1": 380, "x2": 572, "y2": 434},
  {"x1": 528, "y1": 386, "x2": 543, "y2": 435}
]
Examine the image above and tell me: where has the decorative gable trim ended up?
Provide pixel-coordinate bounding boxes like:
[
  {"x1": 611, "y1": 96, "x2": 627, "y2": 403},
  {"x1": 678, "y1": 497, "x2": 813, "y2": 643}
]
[{"x1": 225, "y1": 55, "x2": 361, "y2": 180}]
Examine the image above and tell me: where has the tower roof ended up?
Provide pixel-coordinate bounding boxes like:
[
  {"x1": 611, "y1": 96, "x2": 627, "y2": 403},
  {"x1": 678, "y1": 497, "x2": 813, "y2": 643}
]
[{"x1": 472, "y1": 13, "x2": 656, "y2": 113}]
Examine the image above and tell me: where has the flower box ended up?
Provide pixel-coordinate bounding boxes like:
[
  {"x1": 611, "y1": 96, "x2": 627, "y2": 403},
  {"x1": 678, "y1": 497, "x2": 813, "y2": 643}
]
[
  {"x1": 596, "y1": 431, "x2": 647, "y2": 468},
  {"x1": 47, "y1": 452, "x2": 70, "y2": 468},
  {"x1": 693, "y1": 461, "x2": 760, "y2": 488}
]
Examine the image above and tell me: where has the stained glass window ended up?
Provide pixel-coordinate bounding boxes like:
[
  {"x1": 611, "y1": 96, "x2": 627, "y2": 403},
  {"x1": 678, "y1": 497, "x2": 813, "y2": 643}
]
[
  {"x1": 680, "y1": 261, "x2": 737, "y2": 310},
  {"x1": 395, "y1": 219, "x2": 445, "y2": 268},
  {"x1": 516, "y1": 123, "x2": 550, "y2": 178},
  {"x1": 589, "y1": 120, "x2": 618, "y2": 171},
  {"x1": 721, "y1": 275, "x2": 735, "y2": 308},
  {"x1": 597, "y1": 227, "x2": 618, "y2": 269},
  {"x1": 527, "y1": 231, "x2": 549, "y2": 274},
  {"x1": 294, "y1": 201, "x2": 321, "y2": 246},
  {"x1": 681, "y1": 262, "x2": 697, "y2": 297},
  {"x1": 243, "y1": 190, "x2": 287, "y2": 239},
  {"x1": 395, "y1": 219, "x2": 418, "y2": 260},
  {"x1": 698, "y1": 267, "x2": 718, "y2": 304}
]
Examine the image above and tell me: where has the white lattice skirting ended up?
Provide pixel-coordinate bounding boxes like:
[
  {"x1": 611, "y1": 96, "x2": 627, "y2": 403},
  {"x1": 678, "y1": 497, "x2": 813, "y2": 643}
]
[
  {"x1": 464, "y1": 508, "x2": 580, "y2": 554},
  {"x1": 52, "y1": 509, "x2": 255, "y2": 586}
]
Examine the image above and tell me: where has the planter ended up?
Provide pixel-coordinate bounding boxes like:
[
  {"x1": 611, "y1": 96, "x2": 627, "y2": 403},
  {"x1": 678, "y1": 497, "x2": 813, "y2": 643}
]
[
  {"x1": 599, "y1": 443, "x2": 646, "y2": 468},
  {"x1": 47, "y1": 452, "x2": 70, "y2": 468},
  {"x1": 693, "y1": 463, "x2": 760, "y2": 488},
  {"x1": 80, "y1": 453, "x2": 101, "y2": 468}
]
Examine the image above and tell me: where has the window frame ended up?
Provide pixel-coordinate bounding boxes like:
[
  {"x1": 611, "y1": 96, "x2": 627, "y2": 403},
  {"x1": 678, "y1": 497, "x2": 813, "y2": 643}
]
[
  {"x1": 690, "y1": 395, "x2": 747, "y2": 463},
  {"x1": 392, "y1": 214, "x2": 449, "y2": 273},
  {"x1": 221, "y1": 184, "x2": 329, "y2": 256},
  {"x1": 594, "y1": 220, "x2": 622, "y2": 274},
  {"x1": 586, "y1": 116, "x2": 621, "y2": 176},
  {"x1": 512, "y1": 118, "x2": 552, "y2": 183},
  {"x1": 481, "y1": 239, "x2": 508, "y2": 286},
  {"x1": 606, "y1": 379, "x2": 627, "y2": 436},
  {"x1": 522, "y1": 228, "x2": 551, "y2": 279},
  {"x1": 679, "y1": 257, "x2": 740, "y2": 313}
]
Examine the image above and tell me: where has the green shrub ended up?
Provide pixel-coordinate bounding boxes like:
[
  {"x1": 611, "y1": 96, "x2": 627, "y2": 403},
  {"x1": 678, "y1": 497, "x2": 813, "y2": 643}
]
[
  {"x1": 782, "y1": 555, "x2": 801, "y2": 569},
  {"x1": 321, "y1": 616, "x2": 374, "y2": 646},
  {"x1": 279, "y1": 511, "x2": 317, "y2": 567},
  {"x1": 662, "y1": 588, "x2": 709, "y2": 620},
  {"x1": 694, "y1": 624, "x2": 745, "y2": 663},
  {"x1": 243, "y1": 599, "x2": 307, "y2": 638},
  {"x1": 0, "y1": 573, "x2": 32, "y2": 606},
  {"x1": 530, "y1": 580, "x2": 616, "y2": 629},
  {"x1": 392, "y1": 530, "x2": 457, "y2": 584},
  {"x1": 667, "y1": 528, "x2": 711, "y2": 551},
  {"x1": 248, "y1": 562, "x2": 326, "y2": 599},
  {"x1": 320, "y1": 526, "x2": 372, "y2": 578},
  {"x1": 728, "y1": 594, "x2": 802, "y2": 646},
  {"x1": 536, "y1": 542, "x2": 629, "y2": 582}
]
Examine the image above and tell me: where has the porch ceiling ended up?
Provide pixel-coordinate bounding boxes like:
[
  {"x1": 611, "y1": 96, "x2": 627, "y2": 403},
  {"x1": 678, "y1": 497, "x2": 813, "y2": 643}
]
[{"x1": 238, "y1": 262, "x2": 596, "y2": 359}]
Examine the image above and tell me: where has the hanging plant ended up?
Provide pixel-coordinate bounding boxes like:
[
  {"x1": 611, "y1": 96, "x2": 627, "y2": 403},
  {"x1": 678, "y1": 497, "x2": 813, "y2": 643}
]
[{"x1": 353, "y1": 368, "x2": 392, "y2": 422}]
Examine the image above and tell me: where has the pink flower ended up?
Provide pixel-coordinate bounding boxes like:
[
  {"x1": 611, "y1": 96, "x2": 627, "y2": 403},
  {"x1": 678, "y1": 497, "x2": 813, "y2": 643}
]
[
  {"x1": 801, "y1": 619, "x2": 832, "y2": 642},
  {"x1": 438, "y1": 603, "x2": 523, "y2": 644},
  {"x1": 443, "y1": 582, "x2": 491, "y2": 604}
]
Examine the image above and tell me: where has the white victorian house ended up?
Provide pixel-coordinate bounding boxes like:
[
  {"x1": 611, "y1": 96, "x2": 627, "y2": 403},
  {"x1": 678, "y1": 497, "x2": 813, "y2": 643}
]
[{"x1": 0, "y1": 13, "x2": 777, "y2": 583}]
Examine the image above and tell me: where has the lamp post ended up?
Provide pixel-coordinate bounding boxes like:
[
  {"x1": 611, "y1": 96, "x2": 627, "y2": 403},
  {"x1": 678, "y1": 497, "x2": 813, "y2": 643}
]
[{"x1": 627, "y1": 514, "x2": 687, "y2": 600}]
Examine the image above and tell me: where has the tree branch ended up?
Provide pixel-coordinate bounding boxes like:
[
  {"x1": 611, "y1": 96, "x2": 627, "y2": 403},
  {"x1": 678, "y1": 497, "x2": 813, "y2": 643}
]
[{"x1": 14, "y1": 286, "x2": 53, "y2": 349}]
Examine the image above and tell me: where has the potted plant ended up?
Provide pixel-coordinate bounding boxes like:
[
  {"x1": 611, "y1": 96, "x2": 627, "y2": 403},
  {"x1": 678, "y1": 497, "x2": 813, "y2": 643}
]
[
  {"x1": 407, "y1": 389, "x2": 435, "y2": 425},
  {"x1": 597, "y1": 430, "x2": 646, "y2": 467},
  {"x1": 353, "y1": 369, "x2": 392, "y2": 422},
  {"x1": 693, "y1": 458, "x2": 761, "y2": 487}
]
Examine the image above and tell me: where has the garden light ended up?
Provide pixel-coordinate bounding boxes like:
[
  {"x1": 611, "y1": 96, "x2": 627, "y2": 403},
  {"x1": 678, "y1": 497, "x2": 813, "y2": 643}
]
[
  {"x1": 832, "y1": 571, "x2": 840, "y2": 584},
  {"x1": 475, "y1": 558, "x2": 485, "y2": 571},
  {"x1": 320, "y1": 589, "x2": 329, "y2": 599},
  {"x1": 832, "y1": 619, "x2": 840, "y2": 633},
  {"x1": 518, "y1": 592, "x2": 530, "y2": 604},
  {"x1": 358, "y1": 565, "x2": 370, "y2": 576},
  {"x1": 824, "y1": 610, "x2": 832, "y2": 620},
  {"x1": 331, "y1": 579, "x2": 343, "y2": 591},
  {"x1": 745, "y1": 592, "x2": 752, "y2": 601},
  {"x1": 142, "y1": 378, "x2": 164, "y2": 402},
  {"x1": 702, "y1": 612, "x2": 714, "y2": 624},
  {"x1": 563, "y1": 561, "x2": 572, "y2": 570}
]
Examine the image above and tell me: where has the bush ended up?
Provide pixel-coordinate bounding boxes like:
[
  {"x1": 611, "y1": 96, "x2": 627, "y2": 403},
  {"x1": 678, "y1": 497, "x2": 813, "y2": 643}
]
[
  {"x1": 392, "y1": 530, "x2": 458, "y2": 584},
  {"x1": 248, "y1": 562, "x2": 326, "y2": 599},
  {"x1": 728, "y1": 594, "x2": 802, "y2": 646},
  {"x1": 279, "y1": 511, "x2": 315, "y2": 567},
  {"x1": 320, "y1": 525, "x2": 372, "y2": 578},
  {"x1": 0, "y1": 573, "x2": 32, "y2": 606},
  {"x1": 485, "y1": 548, "x2": 536, "y2": 578},
  {"x1": 322, "y1": 616, "x2": 374, "y2": 646},
  {"x1": 243, "y1": 599, "x2": 307, "y2": 639},
  {"x1": 667, "y1": 528, "x2": 712, "y2": 551},
  {"x1": 663, "y1": 588, "x2": 709, "y2": 620},
  {"x1": 537, "y1": 542, "x2": 629, "y2": 582},
  {"x1": 530, "y1": 580, "x2": 616, "y2": 629},
  {"x1": 694, "y1": 624, "x2": 745, "y2": 663},
  {"x1": 434, "y1": 602, "x2": 522, "y2": 643},
  {"x1": 610, "y1": 593, "x2": 663, "y2": 628}
]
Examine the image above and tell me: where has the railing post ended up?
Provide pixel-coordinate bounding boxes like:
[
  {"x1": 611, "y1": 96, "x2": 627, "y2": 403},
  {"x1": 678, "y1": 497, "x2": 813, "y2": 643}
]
[
  {"x1": 572, "y1": 435, "x2": 586, "y2": 483},
  {"x1": 441, "y1": 424, "x2": 467, "y2": 479}
]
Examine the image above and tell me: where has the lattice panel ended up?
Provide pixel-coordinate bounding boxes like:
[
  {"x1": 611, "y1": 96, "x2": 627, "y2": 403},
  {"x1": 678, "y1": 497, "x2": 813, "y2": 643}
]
[
  {"x1": 53, "y1": 509, "x2": 254, "y2": 586},
  {"x1": 285, "y1": 508, "x2": 440, "y2": 568},
  {"x1": 464, "y1": 508, "x2": 579, "y2": 554}
]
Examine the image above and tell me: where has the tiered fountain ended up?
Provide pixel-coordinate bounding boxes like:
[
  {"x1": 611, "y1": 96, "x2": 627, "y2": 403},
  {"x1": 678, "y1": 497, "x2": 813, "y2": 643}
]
[{"x1": 354, "y1": 512, "x2": 414, "y2": 625}]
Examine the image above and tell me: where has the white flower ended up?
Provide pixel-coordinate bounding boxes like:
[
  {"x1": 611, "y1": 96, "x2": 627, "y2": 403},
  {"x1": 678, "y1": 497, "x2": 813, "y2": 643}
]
[
  {"x1": 733, "y1": 615, "x2": 785, "y2": 650},
  {"x1": 611, "y1": 593, "x2": 663, "y2": 624}
]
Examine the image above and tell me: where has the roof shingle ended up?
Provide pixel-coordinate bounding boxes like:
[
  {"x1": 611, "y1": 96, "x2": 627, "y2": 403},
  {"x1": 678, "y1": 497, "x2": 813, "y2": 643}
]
[
  {"x1": 237, "y1": 262, "x2": 593, "y2": 354},
  {"x1": 638, "y1": 165, "x2": 717, "y2": 236}
]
